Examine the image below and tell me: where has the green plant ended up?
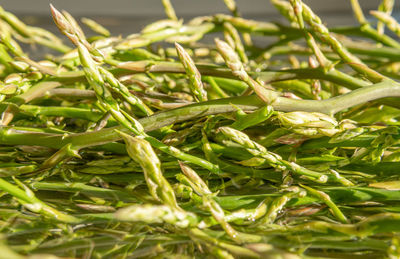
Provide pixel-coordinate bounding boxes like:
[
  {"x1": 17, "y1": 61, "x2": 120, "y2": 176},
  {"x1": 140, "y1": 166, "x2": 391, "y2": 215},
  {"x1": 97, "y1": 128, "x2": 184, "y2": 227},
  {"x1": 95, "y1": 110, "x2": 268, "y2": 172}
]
[{"x1": 1, "y1": 0, "x2": 400, "y2": 258}]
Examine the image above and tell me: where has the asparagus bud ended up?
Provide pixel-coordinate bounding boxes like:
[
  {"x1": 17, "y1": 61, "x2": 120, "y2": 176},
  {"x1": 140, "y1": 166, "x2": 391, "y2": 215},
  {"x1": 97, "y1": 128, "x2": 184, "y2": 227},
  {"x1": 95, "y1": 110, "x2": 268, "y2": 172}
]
[
  {"x1": 371, "y1": 10, "x2": 400, "y2": 37},
  {"x1": 115, "y1": 204, "x2": 198, "y2": 228},
  {"x1": 215, "y1": 38, "x2": 248, "y2": 81},
  {"x1": 278, "y1": 111, "x2": 338, "y2": 128},
  {"x1": 215, "y1": 38, "x2": 279, "y2": 104},
  {"x1": 175, "y1": 42, "x2": 208, "y2": 102},
  {"x1": 218, "y1": 126, "x2": 328, "y2": 183},
  {"x1": 117, "y1": 131, "x2": 180, "y2": 209}
]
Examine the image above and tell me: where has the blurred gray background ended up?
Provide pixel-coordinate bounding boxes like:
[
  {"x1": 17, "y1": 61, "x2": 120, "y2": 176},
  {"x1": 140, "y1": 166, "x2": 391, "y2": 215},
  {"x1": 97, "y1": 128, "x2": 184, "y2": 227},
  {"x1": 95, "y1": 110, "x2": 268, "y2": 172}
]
[
  {"x1": 2, "y1": 0, "x2": 396, "y2": 16},
  {"x1": 1, "y1": 0, "x2": 399, "y2": 36}
]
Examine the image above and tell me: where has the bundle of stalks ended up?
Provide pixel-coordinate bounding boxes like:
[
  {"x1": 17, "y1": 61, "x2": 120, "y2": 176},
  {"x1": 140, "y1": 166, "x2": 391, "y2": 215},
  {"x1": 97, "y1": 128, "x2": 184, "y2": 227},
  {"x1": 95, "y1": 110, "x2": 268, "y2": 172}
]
[{"x1": 1, "y1": 0, "x2": 400, "y2": 258}]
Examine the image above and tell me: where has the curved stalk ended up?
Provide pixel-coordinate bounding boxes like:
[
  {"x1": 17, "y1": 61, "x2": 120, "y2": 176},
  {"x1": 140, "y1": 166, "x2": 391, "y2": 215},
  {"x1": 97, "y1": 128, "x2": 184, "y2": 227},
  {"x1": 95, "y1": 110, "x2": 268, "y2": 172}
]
[{"x1": 2, "y1": 79, "x2": 400, "y2": 149}]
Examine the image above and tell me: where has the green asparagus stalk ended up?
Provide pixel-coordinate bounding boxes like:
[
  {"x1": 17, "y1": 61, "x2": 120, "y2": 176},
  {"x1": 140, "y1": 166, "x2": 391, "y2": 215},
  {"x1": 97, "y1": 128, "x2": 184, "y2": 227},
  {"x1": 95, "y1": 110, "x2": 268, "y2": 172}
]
[
  {"x1": 376, "y1": 0, "x2": 395, "y2": 34},
  {"x1": 1, "y1": 1, "x2": 400, "y2": 257},
  {"x1": 218, "y1": 126, "x2": 328, "y2": 183},
  {"x1": 300, "y1": 184, "x2": 348, "y2": 223},
  {"x1": 117, "y1": 130, "x2": 180, "y2": 209},
  {"x1": 215, "y1": 38, "x2": 279, "y2": 103},
  {"x1": 371, "y1": 10, "x2": 400, "y2": 38},
  {"x1": 0, "y1": 177, "x2": 78, "y2": 223},
  {"x1": 81, "y1": 17, "x2": 110, "y2": 37},
  {"x1": 179, "y1": 162, "x2": 241, "y2": 242},
  {"x1": 161, "y1": 0, "x2": 178, "y2": 21},
  {"x1": 175, "y1": 42, "x2": 208, "y2": 102}
]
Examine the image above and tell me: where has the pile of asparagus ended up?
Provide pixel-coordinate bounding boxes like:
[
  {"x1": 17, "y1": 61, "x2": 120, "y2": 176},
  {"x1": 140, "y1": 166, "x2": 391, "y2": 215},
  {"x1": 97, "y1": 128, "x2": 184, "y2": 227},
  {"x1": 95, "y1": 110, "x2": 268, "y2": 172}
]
[{"x1": 1, "y1": 0, "x2": 400, "y2": 257}]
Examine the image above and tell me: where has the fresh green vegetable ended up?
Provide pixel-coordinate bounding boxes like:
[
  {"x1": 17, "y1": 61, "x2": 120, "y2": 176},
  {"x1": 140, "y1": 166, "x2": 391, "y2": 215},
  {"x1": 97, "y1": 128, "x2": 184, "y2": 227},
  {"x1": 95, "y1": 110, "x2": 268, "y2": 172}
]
[{"x1": 1, "y1": 0, "x2": 400, "y2": 258}]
